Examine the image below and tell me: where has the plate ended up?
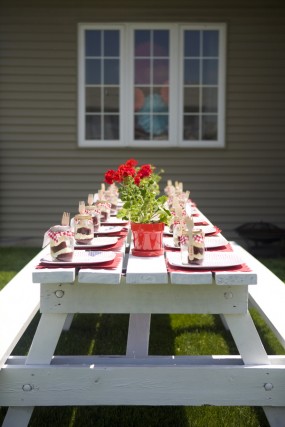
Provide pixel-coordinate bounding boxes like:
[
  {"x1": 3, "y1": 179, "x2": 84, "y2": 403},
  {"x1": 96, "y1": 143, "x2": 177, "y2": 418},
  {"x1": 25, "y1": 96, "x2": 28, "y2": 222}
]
[
  {"x1": 166, "y1": 252, "x2": 244, "y2": 269},
  {"x1": 40, "y1": 250, "x2": 116, "y2": 265},
  {"x1": 164, "y1": 236, "x2": 228, "y2": 249},
  {"x1": 75, "y1": 237, "x2": 118, "y2": 248},
  {"x1": 164, "y1": 224, "x2": 216, "y2": 236},
  {"x1": 95, "y1": 226, "x2": 123, "y2": 234},
  {"x1": 101, "y1": 218, "x2": 128, "y2": 225}
]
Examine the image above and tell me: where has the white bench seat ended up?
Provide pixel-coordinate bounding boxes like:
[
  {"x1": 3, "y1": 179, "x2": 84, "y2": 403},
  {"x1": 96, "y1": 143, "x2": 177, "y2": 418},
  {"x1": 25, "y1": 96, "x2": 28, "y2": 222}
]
[
  {"x1": 0, "y1": 250, "x2": 44, "y2": 369},
  {"x1": 232, "y1": 242, "x2": 285, "y2": 348}
]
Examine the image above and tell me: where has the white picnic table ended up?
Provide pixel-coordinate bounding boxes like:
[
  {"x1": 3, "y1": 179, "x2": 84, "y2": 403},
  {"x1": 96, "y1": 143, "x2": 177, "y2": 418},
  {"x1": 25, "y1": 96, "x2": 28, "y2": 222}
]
[{"x1": 1, "y1": 216, "x2": 285, "y2": 427}]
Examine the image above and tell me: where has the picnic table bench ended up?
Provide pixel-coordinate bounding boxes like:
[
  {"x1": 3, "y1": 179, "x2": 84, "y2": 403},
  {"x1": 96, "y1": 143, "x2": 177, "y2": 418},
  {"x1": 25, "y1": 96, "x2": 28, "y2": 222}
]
[{"x1": 0, "y1": 227, "x2": 285, "y2": 426}]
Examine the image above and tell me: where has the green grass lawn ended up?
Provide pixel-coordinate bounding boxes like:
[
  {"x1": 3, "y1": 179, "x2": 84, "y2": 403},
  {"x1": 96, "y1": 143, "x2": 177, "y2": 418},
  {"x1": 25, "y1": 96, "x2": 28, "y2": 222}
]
[{"x1": 0, "y1": 247, "x2": 284, "y2": 427}]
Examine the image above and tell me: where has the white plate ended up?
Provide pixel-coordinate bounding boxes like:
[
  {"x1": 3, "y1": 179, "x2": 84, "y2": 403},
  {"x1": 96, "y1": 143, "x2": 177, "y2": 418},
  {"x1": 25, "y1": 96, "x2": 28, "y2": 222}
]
[
  {"x1": 75, "y1": 237, "x2": 118, "y2": 248},
  {"x1": 41, "y1": 250, "x2": 116, "y2": 265},
  {"x1": 101, "y1": 218, "x2": 128, "y2": 225},
  {"x1": 164, "y1": 224, "x2": 217, "y2": 236},
  {"x1": 166, "y1": 252, "x2": 244, "y2": 269},
  {"x1": 164, "y1": 236, "x2": 228, "y2": 249},
  {"x1": 95, "y1": 226, "x2": 123, "y2": 234}
]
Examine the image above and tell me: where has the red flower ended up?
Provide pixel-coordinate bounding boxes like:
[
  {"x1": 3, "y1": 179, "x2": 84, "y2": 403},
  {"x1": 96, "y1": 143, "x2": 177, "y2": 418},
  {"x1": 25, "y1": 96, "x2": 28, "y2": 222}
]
[
  {"x1": 134, "y1": 175, "x2": 141, "y2": 186},
  {"x1": 117, "y1": 164, "x2": 136, "y2": 180},
  {"x1": 125, "y1": 158, "x2": 138, "y2": 168},
  {"x1": 137, "y1": 164, "x2": 152, "y2": 178},
  {"x1": 104, "y1": 169, "x2": 117, "y2": 185}
]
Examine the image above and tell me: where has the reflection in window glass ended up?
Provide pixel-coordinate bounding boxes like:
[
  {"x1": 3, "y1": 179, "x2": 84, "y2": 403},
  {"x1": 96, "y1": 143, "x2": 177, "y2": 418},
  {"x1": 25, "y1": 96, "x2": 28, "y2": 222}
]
[
  {"x1": 202, "y1": 115, "x2": 217, "y2": 140},
  {"x1": 84, "y1": 29, "x2": 120, "y2": 140},
  {"x1": 85, "y1": 30, "x2": 101, "y2": 57},
  {"x1": 202, "y1": 59, "x2": 218, "y2": 85},
  {"x1": 86, "y1": 87, "x2": 101, "y2": 112},
  {"x1": 104, "y1": 59, "x2": 119, "y2": 85},
  {"x1": 184, "y1": 30, "x2": 200, "y2": 57},
  {"x1": 153, "y1": 30, "x2": 169, "y2": 56},
  {"x1": 134, "y1": 29, "x2": 170, "y2": 141},
  {"x1": 184, "y1": 115, "x2": 199, "y2": 140},
  {"x1": 135, "y1": 30, "x2": 151, "y2": 56},
  {"x1": 104, "y1": 115, "x2": 119, "y2": 140},
  {"x1": 202, "y1": 87, "x2": 217, "y2": 113},
  {"x1": 85, "y1": 59, "x2": 101, "y2": 84},
  {"x1": 103, "y1": 87, "x2": 119, "y2": 113},
  {"x1": 184, "y1": 87, "x2": 200, "y2": 113},
  {"x1": 184, "y1": 59, "x2": 200, "y2": 85},
  {"x1": 86, "y1": 115, "x2": 101, "y2": 140},
  {"x1": 203, "y1": 30, "x2": 219, "y2": 57},
  {"x1": 104, "y1": 31, "x2": 119, "y2": 56}
]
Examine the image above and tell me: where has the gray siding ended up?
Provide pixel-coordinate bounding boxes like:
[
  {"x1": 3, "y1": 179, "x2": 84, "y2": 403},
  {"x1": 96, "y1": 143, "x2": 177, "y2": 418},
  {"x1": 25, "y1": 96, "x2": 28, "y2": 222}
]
[{"x1": 1, "y1": 0, "x2": 285, "y2": 246}]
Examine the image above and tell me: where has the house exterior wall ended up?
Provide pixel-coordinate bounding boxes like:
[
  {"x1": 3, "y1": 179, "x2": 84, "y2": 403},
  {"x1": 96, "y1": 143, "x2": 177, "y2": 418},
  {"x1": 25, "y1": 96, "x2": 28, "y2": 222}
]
[{"x1": 1, "y1": 0, "x2": 285, "y2": 246}]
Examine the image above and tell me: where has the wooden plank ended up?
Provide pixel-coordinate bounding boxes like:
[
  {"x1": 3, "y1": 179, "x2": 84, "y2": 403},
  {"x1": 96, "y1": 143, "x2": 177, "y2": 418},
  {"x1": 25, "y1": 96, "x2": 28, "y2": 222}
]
[
  {"x1": 126, "y1": 254, "x2": 168, "y2": 284},
  {"x1": 1, "y1": 363, "x2": 285, "y2": 407},
  {"x1": 126, "y1": 314, "x2": 151, "y2": 358},
  {"x1": 32, "y1": 268, "x2": 76, "y2": 284},
  {"x1": 39, "y1": 281, "x2": 248, "y2": 315}
]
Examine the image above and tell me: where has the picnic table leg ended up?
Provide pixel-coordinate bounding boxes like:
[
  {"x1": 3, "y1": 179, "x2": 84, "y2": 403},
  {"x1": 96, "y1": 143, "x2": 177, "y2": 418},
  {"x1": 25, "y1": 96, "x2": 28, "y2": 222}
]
[
  {"x1": 2, "y1": 313, "x2": 68, "y2": 427},
  {"x1": 224, "y1": 311, "x2": 285, "y2": 427},
  {"x1": 126, "y1": 313, "x2": 151, "y2": 357}
]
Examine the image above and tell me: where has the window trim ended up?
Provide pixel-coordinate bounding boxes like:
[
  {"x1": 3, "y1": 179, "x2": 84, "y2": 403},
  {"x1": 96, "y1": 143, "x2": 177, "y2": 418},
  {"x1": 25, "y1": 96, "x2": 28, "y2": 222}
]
[{"x1": 78, "y1": 23, "x2": 226, "y2": 149}]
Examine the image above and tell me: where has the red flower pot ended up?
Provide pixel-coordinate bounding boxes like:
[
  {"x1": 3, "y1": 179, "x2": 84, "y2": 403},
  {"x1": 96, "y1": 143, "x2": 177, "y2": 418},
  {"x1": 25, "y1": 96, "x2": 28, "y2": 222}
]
[{"x1": 131, "y1": 222, "x2": 164, "y2": 257}]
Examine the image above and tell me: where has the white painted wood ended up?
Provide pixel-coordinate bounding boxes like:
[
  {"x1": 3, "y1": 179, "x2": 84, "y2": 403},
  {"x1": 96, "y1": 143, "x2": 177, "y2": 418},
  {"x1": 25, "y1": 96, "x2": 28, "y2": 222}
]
[
  {"x1": 219, "y1": 314, "x2": 230, "y2": 330},
  {"x1": 263, "y1": 407, "x2": 285, "y2": 427},
  {"x1": 5, "y1": 354, "x2": 285, "y2": 368},
  {"x1": 1, "y1": 363, "x2": 285, "y2": 407},
  {"x1": 170, "y1": 271, "x2": 213, "y2": 285},
  {"x1": 62, "y1": 313, "x2": 74, "y2": 331},
  {"x1": 2, "y1": 407, "x2": 34, "y2": 427},
  {"x1": 224, "y1": 312, "x2": 270, "y2": 365},
  {"x1": 126, "y1": 254, "x2": 168, "y2": 284},
  {"x1": 26, "y1": 313, "x2": 67, "y2": 365},
  {"x1": 215, "y1": 271, "x2": 257, "y2": 286},
  {"x1": 0, "y1": 249, "x2": 46, "y2": 368},
  {"x1": 232, "y1": 242, "x2": 285, "y2": 348},
  {"x1": 39, "y1": 282, "x2": 248, "y2": 315},
  {"x1": 78, "y1": 259, "x2": 123, "y2": 285},
  {"x1": 32, "y1": 268, "x2": 76, "y2": 284},
  {"x1": 126, "y1": 314, "x2": 151, "y2": 357}
]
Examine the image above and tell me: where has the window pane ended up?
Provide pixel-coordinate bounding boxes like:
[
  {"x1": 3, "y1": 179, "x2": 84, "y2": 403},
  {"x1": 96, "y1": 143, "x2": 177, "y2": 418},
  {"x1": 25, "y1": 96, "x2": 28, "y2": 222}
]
[
  {"x1": 135, "y1": 93, "x2": 168, "y2": 138},
  {"x1": 85, "y1": 30, "x2": 101, "y2": 56},
  {"x1": 184, "y1": 87, "x2": 200, "y2": 113},
  {"x1": 184, "y1": 115, "x2": 199, "y2": 140},
  {"x1": 135, "y1": 30, "x2": 151, "y2": 56},
  {"x1": 103, "y1": 87, "x2": 119, "y2": 112},
  {"x1": 135, "y1": 58, "x2": 150, "y2": 85},
  {"x1": 203, "y1": 30, "x2": 219, "y2": 57},
  {"x1": 202, "y1": 87, "x2": 217, "y2": 112},
  {"x1": 153, "y1": 30, "x2": 169, "y2": 56},
  {"x1": 86, "y1": 115, "x2": 101, "y2": 139},
  {"x1": 202, "y1": 59, "x2": 218, "y2": 85},
  {"x1": 184, "y1": 30, "x2": 200, "y2": 57},
  {"x1": 134, "y1": 87, "x2": 150, "y2": 111},
  {"x1": 104, "y1": 30, "x2": 119, "y2": 57},
  {"x1": 202, "y1": 115, "x2": 217, "y2": 140},
  {"x1": 103, "y1": 115, "x2": 119, "y2": 140},
  {"x1": 86, "y1": 87, "x2": 101, "y2": 112},
  {"x1": 184, "y1": 59, "x2": 200, "y2": 85},
  {"x1": 86, "y1": 59, "x2": 101, "y2": 84},
  {"x1": 153, "y1": 59, "x2": 169, "y2": 85},
  {"x1": 104, "y1": 59, "x2": 119, "y2": 84}
]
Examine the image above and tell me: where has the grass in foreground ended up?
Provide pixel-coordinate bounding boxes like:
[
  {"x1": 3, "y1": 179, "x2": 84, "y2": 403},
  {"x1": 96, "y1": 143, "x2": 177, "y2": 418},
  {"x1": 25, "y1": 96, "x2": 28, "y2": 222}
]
[{"x1": 0, "y1": 247, "x2": 284, "y2": 426}]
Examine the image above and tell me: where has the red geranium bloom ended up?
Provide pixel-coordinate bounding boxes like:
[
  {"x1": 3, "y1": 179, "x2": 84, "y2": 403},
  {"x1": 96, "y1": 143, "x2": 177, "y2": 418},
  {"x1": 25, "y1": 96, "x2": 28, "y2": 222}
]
[
  {"x1": 134, "y1": 175, "x2": 141, "y2": 186},
  {"x1": 117, "y1": 164, "x2": 136, "y2": 180},
  {"x1": 104, "y1": 169, "x2": 117, "y2": 185},
  {"x1": 137, "y1": 164, "x2": 152, "y2": 178},
  {"x1": 125, "y1": 158, "x2": 138, "y2": 168}
]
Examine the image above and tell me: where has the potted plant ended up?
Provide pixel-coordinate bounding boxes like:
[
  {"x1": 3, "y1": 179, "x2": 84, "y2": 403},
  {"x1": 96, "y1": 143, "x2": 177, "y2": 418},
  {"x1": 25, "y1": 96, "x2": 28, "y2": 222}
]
[{"x1": 104, "y1": 159, "x2": 171, "y2": 256}]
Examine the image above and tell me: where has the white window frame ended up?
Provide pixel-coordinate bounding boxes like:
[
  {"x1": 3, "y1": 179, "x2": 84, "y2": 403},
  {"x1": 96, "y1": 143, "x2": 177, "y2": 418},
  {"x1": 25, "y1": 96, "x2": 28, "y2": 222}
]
[{"x1": 78, "y1": 23, "x2": 226, "y2": 149}]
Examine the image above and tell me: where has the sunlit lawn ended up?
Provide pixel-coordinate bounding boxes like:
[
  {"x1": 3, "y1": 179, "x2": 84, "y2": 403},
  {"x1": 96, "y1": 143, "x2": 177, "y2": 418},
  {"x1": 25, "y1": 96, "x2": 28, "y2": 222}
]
[{"x1": 0, "y1": 247, "x2": 284, "y2": 427}]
